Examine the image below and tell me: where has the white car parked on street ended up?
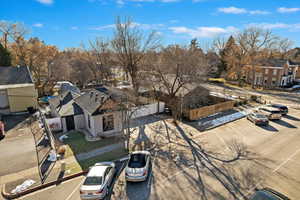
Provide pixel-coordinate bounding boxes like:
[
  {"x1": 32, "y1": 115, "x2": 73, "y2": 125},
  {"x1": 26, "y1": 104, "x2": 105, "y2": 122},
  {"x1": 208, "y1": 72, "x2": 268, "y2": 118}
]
[
  {"x1": 125, "y1": 151, "x2": 151, "y2": 182},
  {"x1": 80, "y1": 162, "x2": 116, "y2": 200}
]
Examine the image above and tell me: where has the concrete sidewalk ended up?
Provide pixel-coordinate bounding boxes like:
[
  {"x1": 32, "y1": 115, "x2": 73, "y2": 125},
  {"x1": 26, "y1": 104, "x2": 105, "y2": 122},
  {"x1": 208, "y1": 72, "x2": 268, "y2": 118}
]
[{"x1": 0, "y1": 142, "x2": 124, "y2": 186}]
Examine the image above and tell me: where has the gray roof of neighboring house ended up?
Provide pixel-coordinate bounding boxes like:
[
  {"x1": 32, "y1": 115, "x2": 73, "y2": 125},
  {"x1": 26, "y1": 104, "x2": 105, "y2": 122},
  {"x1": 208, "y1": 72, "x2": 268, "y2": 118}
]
[
  {"x1": 74, "y1": 87, "x2": 125, "y2": 115},
  {"x1": 49, "y1": 91, "x2": 83, "y2": 116},
  {"x1": 60, "y1": 83, "x2": 80, "y2": 94},
  {"x1": 0, "y1": 66, "x2": 33, "y2": 85}
]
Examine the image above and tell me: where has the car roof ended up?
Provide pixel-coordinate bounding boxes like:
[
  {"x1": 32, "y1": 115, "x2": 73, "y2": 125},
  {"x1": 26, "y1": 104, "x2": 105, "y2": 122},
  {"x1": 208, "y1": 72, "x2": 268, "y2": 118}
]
[
  {"x1": 272, "y1": 104, "x2": 286, "y2": 108},
  {"x1": 261, "y1": 106, "x2": 280, "y2": 111},
  {"x1": 131, "y1": 151, "x2": 150, "y2": 155},
  {"x1": 87, "y1": 165, "x2": 108, "y2": 177}
]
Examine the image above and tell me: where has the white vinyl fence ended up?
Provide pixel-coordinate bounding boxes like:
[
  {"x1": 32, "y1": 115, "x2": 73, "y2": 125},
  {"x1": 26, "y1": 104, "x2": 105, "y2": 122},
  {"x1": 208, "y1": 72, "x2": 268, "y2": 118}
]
[{"x1": 130, "y1": 102, "x2": 165, "y2": 119}]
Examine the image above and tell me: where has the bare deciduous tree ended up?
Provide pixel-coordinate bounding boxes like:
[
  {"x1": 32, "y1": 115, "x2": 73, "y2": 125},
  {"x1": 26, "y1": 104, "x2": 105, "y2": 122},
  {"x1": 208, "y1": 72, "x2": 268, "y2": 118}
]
[
  {"x1": 236, "y1": 27, "x2": 278, "y2": 88},
  {"x1": 111, "y1": 16, "x2": 160, "y2": 94},
  {"x1": 0, "y1": 21, "x2": 28, "y2": 49},
  {"x1": 147, "y1": 45, "x2": 208, "y2": 121},
  {"x1": 88, "y1": 37, "x2": 113, "y2": 83}
]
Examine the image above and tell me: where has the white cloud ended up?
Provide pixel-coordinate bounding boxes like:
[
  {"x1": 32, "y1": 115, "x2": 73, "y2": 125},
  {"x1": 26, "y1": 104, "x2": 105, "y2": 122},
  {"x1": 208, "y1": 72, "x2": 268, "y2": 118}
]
[
  {"x1": 218, "y1": 7, "x2": 247, "y2": 14},
  {"x1": 247, "y1": 23, "x2": 300, "y2": 31},
  {"x1": 169, "y1": 26, "x2": 238, "y2": 38},
  {"x1": 33, "y1": 23, "x2": 43, "y2": 28},
  {"x1": 277, "y1": 7, "x2": 300, "y2": 13},
  {"x1": 249, "y1": 10, "x2": 270, "y2": 15},
  {"x1": 36, "y1": 0, "x2": 53, "y2": 5},
  {"x1": 90, "y1": 24, "x2": 115, "y2": 30},
  {"x1": 218, "y1": 6, "x2": 270, "y2": 15},
  {"x1": 71, "y1": 26, "x2": 79, "y2": 30},
  {"x1": 169, "y1": 20, "x2": 179, "y2": 24}
]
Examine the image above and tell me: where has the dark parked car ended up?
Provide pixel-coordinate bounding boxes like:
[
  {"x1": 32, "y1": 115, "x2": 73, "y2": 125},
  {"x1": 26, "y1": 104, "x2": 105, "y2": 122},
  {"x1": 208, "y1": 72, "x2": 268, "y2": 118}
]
[
  {"x1": 269, "y1": 104, "x2": 288, "y2": 115},
  {"x1": 250, "y1": 188, "x2": 290, "y2": 200},
  {"x1": 247, "y1": 112, "x2": 269, "y2": 126}
]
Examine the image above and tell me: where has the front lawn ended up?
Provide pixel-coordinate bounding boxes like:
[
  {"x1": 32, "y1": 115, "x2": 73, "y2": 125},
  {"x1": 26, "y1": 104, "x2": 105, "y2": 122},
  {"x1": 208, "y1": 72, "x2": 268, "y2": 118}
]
[
  {"x1": 62, "y1": 131, "x2": 123, "y2": 157},
  {"x1": 66, "y1": 147, "x2": 128, "y2": 173}
]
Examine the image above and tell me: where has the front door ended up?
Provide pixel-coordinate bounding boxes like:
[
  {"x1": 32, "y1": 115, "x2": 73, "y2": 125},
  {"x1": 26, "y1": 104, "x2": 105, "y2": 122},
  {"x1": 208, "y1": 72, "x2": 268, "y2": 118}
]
[{"x1": 65, "y1": 115, "x2": 75, "y2": 131}]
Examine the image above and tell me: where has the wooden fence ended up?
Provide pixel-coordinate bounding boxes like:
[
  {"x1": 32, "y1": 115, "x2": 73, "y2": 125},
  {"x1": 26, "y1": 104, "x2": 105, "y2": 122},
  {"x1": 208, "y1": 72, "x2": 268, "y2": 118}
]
[{"x1": 184, "y1": 100, "x2": 235, "y2": 121}]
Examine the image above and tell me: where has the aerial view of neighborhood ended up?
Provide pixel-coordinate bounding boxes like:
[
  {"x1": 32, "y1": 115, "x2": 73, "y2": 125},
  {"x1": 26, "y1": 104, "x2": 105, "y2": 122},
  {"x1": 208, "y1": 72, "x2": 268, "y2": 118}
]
[{"x1": 0, "y1": 0, "x2": 300, "y2": 199}]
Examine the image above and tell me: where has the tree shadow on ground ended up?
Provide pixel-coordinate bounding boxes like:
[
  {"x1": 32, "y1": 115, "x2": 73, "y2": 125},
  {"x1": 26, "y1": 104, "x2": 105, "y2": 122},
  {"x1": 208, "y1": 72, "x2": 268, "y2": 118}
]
[
  {"x1": 272, "y1": 120, "x2": 297, "y2": 128},
  {"x1": 257, "y1": 124, "x2": 279, "y2": 132},
  {"x1": 283, "y1": 114, "x2": 300, "y2": 121},
  {"x1": 129, "y1": 115, "x2": 171, "y2": 129},
  {"x1": 173, "y1": 124, "x2": 275, "y2": 200}
]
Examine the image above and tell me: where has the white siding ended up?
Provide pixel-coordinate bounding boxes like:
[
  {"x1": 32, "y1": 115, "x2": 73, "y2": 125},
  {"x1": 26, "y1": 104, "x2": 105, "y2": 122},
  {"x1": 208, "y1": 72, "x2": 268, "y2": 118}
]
[
  {"x1": 92, "y1": 111, "x2": 123, "y2": 136},
  {"x1": 74, "y1": 114, "x2": 85, "y2": 129},
  {"x1": 0, "y1": 89, "x2": 9, "y2": 114},
  {"x1": 61, "y1": 117, "x2": 67, "y2": 133},
  {"x1": 83, "y1": 110, "x2": 96, "y2": 136}
]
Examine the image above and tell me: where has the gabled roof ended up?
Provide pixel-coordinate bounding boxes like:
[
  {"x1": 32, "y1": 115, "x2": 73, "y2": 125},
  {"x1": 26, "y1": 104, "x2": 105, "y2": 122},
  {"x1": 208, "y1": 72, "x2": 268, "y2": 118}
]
[
  {"x1": 0, "y1": 66, "x2": 33, "y2": 85},
  {"x1": 49, "y1": 91, "x2": 83, "y2": 116},
  {"x1": 74, "y1": 87, "x2": 125, "y2": 115}
]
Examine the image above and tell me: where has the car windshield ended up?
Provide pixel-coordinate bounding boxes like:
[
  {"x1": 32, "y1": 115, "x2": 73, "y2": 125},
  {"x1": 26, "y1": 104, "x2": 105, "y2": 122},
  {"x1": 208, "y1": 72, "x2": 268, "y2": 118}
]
[
  {"x1": 256, "y1": 114, "x2": 266, "y2": 118},
  {"x1": 251, "y1": 191, "x2": 281, "y2": 200},
  {"x1": 128, "y1": 154, "x2": 146, "y2": 168},
  {"x1": 83, "y1": 176, "x2": 103, "y2": 186}
]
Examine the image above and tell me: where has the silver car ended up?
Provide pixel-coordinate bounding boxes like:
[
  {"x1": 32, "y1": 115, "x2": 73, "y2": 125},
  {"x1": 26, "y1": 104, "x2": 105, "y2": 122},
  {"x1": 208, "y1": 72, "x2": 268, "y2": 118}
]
[
  {"x1": 80, "y1": 162, "x2": 116, "y2": 200},
  {"x1": 125, "y1": 151, "x2": 151, "y2": 182},
  {"x1": 247, "y1": 112, "x2": 269, "y2": 126}
]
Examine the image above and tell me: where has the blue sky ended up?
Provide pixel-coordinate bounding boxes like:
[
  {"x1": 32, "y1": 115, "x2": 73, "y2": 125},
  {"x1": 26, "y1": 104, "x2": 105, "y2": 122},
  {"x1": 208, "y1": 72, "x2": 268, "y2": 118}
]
[{"x1": 1, "y1": 0, "x2": 300, "y2": 49}]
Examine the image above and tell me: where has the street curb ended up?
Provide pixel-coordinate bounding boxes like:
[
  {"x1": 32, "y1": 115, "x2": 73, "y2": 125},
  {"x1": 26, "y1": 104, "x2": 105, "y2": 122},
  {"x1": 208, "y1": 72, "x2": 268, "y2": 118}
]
[
  {"x1": 1, "y1": 171, "x2": 88, "y2": 199},
  {"x1": 1, "y1": 156, "x2": 129, "y2": 199}
]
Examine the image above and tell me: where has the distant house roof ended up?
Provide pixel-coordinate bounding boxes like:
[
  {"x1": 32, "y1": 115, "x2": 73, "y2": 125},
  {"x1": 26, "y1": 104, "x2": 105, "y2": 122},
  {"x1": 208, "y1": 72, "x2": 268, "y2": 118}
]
[
  {"x1": 49, "y1": 91, "x2": 83, "y2": 116},
  {"x1": 74, "y1": 87, "x2": 125, "y2": 115},
  {"x1": 254, "y1": 59, "x2": 300, "y2": 68},
  {"x1": 0, "y1": 66, "x2": 33, "y2": 85},
  {"x1": 254, "y1": 59, "x2": 288, "y2": 68}
]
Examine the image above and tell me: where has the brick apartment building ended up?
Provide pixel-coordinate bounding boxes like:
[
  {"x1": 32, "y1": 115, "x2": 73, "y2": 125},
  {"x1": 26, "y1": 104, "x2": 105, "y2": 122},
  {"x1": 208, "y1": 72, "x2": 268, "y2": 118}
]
[{"x1": 245, "y1": 59, "x2": 299, "y2": 88}]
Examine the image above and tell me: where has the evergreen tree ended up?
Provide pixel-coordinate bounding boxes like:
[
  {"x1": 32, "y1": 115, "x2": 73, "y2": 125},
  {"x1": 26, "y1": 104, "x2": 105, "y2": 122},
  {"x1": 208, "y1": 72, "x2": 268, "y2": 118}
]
[{"x1": 0, "y1": 43, "x2": 11, "y2": 66}]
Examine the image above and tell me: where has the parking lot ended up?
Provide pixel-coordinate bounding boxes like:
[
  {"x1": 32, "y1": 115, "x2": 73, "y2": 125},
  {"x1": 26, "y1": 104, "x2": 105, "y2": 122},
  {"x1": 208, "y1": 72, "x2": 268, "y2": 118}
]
[
  {"x1": 112, "y1": 108, "x2": 300, "y2": 200},
  {"x1": 13, "y1": 107, "x2": 300, "y2": 200}
]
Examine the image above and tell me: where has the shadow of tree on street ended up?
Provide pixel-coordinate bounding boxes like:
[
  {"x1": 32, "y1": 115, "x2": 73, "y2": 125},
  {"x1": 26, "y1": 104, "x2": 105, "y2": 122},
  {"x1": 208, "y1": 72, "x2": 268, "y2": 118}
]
[{"x1": 272, "y1": 119, "x2": 297, "y2": 128}]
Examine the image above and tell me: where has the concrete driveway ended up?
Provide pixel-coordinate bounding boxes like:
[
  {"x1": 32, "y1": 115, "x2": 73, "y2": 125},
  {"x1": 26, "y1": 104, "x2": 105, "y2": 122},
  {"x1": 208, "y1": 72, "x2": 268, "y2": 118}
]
[{"x1": 0, "y1": 114, "x2": 37, "y2": 176}]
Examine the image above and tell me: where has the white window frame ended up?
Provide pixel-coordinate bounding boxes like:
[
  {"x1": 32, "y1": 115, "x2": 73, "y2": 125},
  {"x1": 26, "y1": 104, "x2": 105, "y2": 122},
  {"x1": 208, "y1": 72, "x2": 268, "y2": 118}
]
[
  {"x1": 265, "y1": 69, "x2": 269, "y2": 74},
  {"x1": 273, "y1": 69, "x2": 277, "y2": 75}
]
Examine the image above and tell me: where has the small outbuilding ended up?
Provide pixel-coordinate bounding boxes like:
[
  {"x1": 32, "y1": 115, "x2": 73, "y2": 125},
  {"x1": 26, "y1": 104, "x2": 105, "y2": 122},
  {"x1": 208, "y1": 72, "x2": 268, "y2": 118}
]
[{"x1": 0, "y1": 66, "x2": 38, "y2": 114}]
